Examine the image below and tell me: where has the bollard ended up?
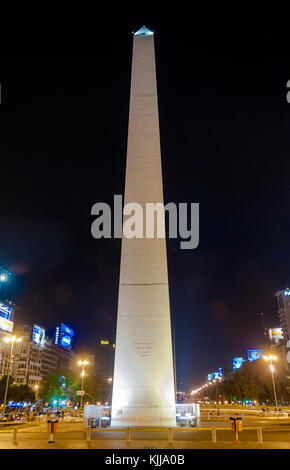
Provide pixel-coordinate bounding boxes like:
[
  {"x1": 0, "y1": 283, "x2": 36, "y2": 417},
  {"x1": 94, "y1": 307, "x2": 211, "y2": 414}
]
[
  {"x1": 168, "y1": 427, "x2": 173, "y2": 442},
  {"x1": 257, "y1": 426, "x2": 263, "y2": 444},
  {"x1": 13, "y1": 428, "x2": 18, "y2": 445},
  {"x1": 234, "y1": 431, "x2": 240, "y2": 443},
  {"x1": 126, "y1": 427, "x2": 131, "y2": 442},
  {"x1": 87, "y1": 425, "x2": 91, "y2": 442},
  {"x1": 211, "y1": 427, "x2": 217, "y2": 443}
]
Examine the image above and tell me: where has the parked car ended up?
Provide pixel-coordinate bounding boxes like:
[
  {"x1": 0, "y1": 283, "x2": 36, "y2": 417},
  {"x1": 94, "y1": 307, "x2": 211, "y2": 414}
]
[{"x1": 0, "y1": 414, "x2": 9, "y2": 422}]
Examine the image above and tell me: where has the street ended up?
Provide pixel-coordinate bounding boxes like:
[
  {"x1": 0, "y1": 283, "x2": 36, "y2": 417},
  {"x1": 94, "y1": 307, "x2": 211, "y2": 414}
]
[{"x1": 1, "y1": 414, "x2": 290, "y2": 449}]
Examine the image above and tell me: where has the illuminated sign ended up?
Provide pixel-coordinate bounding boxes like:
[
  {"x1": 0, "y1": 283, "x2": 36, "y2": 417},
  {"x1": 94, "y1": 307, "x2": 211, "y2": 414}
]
[
  {"x1": 8, "y1": 401, "x2": 30, "y2": 408},
  {"x1": 285, "y1": 290, "x2": 290, "y2": 296},
  {"x1": 54, "y1": 326, "x2": 60, "y2": 345},
  {"x1": 269, "y1": 328, "x2": 284, "y2": 343},
  {"x1": 101, "y1": 340, "x2": 109, "y2": 345},
  {"x1": 61, "y1": 335, "x2": 71, "y2": 347},
  {"x1": 59, "y1": 323, "x2": 74, "y2": 350},
  {"x1": 233, "y1": 357, "x2": 244, "y2": 370},
  {"x1": 32, "y1": 325, "x2": 45, "y2": 346},
  {"x1": 247, "y1": 349, "x2": 263, "y2": 362},
  {"x1": 0, "y1": 302, "x2": 12, "y2": 320},
  {"x1": 207, "y1": 374, "x2": 213, "y2": 381},
  {"x1": 0, "y1": 316, "x2": 13, "y2": 333},
  {"x1": 218, "y1": 368, "x2": 223, "y2": 377},
  {"x1": 213, "y1": 372, "x2": 219, "y2": 379}
]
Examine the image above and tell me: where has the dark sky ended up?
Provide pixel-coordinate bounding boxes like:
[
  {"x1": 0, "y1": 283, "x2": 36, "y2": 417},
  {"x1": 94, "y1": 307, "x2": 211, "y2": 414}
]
[{"x1": 0, "y1": 5, "x2": 290, "y2": 391}]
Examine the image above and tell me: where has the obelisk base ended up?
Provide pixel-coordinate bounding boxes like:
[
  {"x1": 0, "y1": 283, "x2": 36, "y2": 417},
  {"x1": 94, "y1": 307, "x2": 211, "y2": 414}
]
[{"x1": 111, "y1": 405, "x2": 176, "y2": 427}]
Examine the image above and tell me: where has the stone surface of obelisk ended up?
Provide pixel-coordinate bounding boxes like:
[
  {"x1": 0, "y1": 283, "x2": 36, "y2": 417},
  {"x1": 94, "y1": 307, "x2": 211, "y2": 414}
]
[{"x1": 111, "y1": 26, "x2": 176, "y2": 427}]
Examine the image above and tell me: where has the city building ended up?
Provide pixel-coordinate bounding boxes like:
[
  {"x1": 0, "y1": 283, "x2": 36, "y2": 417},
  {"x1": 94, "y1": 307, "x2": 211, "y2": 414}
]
[
  {"x1": 95, "y1": 339, "x2": 115, "y2": 380},
  {"x1": 12, "y1": 324, "x2": 77, "y2": 386},
  {"x1": 276, "y1": 289, "x2": 290, "y2": 341},
  {"x1": 0, "y1": 330, "x2": 12, "y2": 378}
]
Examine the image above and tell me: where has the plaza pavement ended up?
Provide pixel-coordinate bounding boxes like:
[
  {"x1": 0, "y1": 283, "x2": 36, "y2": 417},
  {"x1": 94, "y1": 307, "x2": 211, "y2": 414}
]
[{"x1": 1, "y1": 420, "x2": 290, "y2": 449}]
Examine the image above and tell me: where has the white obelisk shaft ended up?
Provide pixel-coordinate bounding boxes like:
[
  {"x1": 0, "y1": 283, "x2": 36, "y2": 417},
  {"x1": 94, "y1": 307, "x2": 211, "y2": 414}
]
[{"x1": 111, "y1": 27, "x2": 176, "y2": 427}]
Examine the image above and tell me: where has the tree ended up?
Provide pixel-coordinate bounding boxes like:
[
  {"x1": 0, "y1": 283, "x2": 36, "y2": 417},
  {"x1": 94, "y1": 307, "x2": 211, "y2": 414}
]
[
  {"x1": 9, "y1": 384, "x2": 35, "y2": 403},
  {"x1": 0, "y1": 375, "x2": 15, "y2": 403},
  {"x1": 78, "y1": 376, "x2": 112, "y2": 403},
  {"x1": 0, "y1": 377, "x2": 35, "y2": 404},
  {"x1": 205, "y1": 358, "x2": 290, "y2": 404},
  {"x1": 39, "y1": 371, "x2": 79, "y2": 405}
]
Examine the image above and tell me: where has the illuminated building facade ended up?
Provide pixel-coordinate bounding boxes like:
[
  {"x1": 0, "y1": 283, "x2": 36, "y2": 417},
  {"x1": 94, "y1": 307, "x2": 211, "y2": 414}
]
[{"x1": 276, "y1": 289, "x2": 290, "y2": 341}]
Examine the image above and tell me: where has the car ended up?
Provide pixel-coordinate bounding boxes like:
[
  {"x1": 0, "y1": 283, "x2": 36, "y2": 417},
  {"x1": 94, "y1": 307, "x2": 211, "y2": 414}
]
[{"x1": 0, "y1": 414, "x2": 9, "y2": 422}]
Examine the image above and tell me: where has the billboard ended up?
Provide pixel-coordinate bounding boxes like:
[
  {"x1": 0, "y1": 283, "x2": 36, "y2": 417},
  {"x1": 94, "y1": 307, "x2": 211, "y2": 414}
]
[
  {"x1": 0, "y1": 316, "x2": 13, "y2": 333},
  {"x1": 207, "y1": 373, "x2": 213, "y2": 381},
  {"x1": 247, "y1": 349, "x2": 263, "y2": 362},
  {"x1": 32, "y1": 324, "x2": 46, "y2": 346},
  {"x1": 233, "y1": 357, "x2": 244, "y2": 370},
  {"x1": 55, "y1": 323, "x2": 74, "y2": 350},
  {"x1": 269, "y1": 328, "x2": 284, "y2": 343},
  {"x1": 0, "y1": 302, "x2": 12, "y2": 320},
  {"x1": 0, "y1": 302, "x2": 14, "y2": 332}
]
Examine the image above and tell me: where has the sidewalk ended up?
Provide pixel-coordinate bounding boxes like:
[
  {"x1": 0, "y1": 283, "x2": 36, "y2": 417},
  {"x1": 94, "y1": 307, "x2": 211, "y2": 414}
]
[{"x1": 1, "y1": 439, "x2": 290, "y2": 449}]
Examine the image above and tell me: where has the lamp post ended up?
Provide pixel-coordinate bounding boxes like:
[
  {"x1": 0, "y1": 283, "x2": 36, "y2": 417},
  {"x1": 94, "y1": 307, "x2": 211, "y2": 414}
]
[
  {"x1": 2, "y1": 335, "x2": 22, "y2": 410},
  {"x1": 78, "y1": 360, "x2": 89, "y2": 407},
  {"x1": 264, "y1": 354, "x2": 278, "y2": 408}
]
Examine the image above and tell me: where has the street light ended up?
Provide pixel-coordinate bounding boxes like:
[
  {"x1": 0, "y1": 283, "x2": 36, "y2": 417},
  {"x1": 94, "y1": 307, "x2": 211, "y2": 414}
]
[
  {"x1": 264, "y1": 354, "x2": 278, "y2": 408},
  {"x1": 77, "y1": 360, "x2": 89, "y2": 406},
  {"x1": 2, "y1": 335, "x2": 22, "y2": 410},
  {"x1": 34, "y1": 384, "x2": 39, "y2": 401}
]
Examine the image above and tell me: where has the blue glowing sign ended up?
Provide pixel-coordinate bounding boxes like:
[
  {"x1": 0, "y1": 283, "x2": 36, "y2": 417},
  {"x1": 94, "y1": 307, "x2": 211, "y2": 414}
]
[
  {"x1": 54, "y1": 326, "x2": 60, "y2": 345},
  {"x1": 218, "y1": 368, "x2": 223, "y2": 377},
  {"x1": 59, "y1": 323, "x2": 74, "y2": 350},
  {"x1": 247, "y1": 349, "x2": 263, "y2": 362},
  {"x1": 61, "y1": 335, "x2": 71, "y2": 347},
  {"x1": 233, "y1": 357, "x2": 244, "y2": 370},
  {"x1": 0, "y1": 302, "x2": 12, "y2": 320},
  {"x1": 208, "y1": 374, "x2": 213, "y2": 381},
  {"x1": 285, "y1": 291, "x2": 290, "y2": 296},
  {"x1": 8, "y1": 401, "x2": 30, "y2": 408},
  {"x1": 213, "y1": 372, "x2": 219, "y2": 379}
]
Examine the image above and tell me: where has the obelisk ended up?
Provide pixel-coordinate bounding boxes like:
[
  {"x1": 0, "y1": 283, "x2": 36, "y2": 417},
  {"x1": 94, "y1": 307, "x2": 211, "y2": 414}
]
[{"x1": 111, "y1": 26, "x2": 176, "y2": 427}]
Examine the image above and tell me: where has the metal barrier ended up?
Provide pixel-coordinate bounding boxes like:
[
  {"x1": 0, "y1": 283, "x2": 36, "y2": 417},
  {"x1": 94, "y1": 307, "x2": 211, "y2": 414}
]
[
  {"x1": 6, "y1": 423, "x2": 267, "y2": 445},
  {"x1": 86, "y1": 425, "x2": 266, "y2": 444}
]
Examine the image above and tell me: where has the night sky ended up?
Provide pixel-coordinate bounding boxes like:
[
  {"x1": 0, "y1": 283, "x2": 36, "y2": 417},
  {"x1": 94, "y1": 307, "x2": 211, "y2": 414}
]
[{"x1": 0, "y1": 6, "x2": 290, "y2": 391}]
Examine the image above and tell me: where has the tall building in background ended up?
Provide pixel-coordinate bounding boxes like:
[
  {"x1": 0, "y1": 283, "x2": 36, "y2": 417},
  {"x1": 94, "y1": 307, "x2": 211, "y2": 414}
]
[
  {"x1": 95, "y1": 339, "x2": 115, "y2": 380},
  {"x1": 12, "y1": 324, "x2": 76, "y2": 385},
  {"x1": 111, "y1": 26, "x2": 176, "y2": 427},
  {"x1": 276, "y1": 289, "x2": 290, "y2": 341}
]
